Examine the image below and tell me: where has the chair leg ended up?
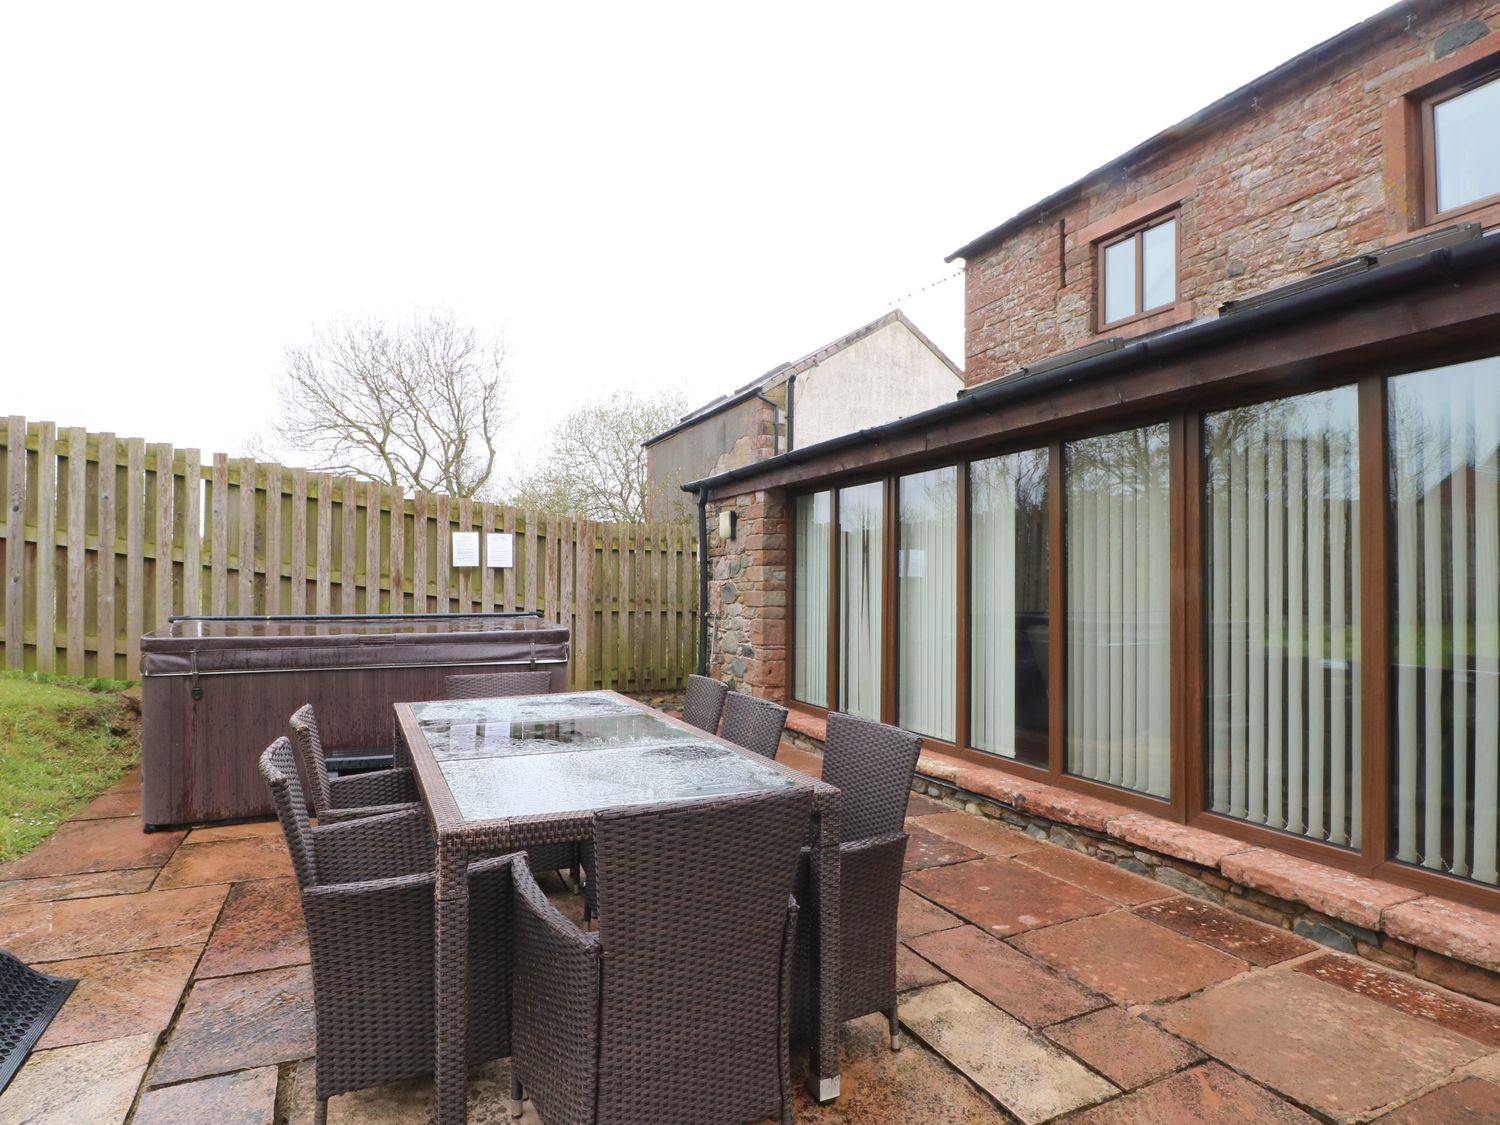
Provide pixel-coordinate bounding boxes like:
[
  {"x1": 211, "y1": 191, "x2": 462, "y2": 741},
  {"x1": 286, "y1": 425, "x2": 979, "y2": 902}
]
[
  {"x1": 888, "y1": 1004, "x2": 902, "y2": 1051},
  {"x1": 510, "y1": 1075, "x2": 524, "y2": 1118},
  {"x1": 314, "y1": 1098, "x2": 328, "y2": 1125}
]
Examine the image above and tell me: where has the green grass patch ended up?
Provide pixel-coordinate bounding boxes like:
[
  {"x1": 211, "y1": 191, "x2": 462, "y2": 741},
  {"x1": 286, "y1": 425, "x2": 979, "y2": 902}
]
[{"x1": 0, "y1": 671, "x2": 140, "y2": 863}]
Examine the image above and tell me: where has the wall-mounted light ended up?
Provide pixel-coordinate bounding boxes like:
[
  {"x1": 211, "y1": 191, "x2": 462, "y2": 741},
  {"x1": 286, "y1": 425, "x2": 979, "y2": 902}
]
[{"x1": 718, "y1": 509, "x2": 738, "y2": 540}]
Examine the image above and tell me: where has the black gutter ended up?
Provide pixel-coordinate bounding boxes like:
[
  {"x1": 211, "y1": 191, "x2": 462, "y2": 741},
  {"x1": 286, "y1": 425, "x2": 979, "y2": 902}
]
[
  {"x1": 695, "y1": 486, "x2": 710, "y2": 675},
  {"x1": 683, "y1": 233, "x2": 1500, "y2": 496}
]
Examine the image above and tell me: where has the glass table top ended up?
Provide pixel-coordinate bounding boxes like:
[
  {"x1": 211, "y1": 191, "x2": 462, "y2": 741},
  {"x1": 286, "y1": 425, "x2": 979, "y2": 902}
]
[{"x1": 409, "y1": 691, "x2": 804, "y2": 822}]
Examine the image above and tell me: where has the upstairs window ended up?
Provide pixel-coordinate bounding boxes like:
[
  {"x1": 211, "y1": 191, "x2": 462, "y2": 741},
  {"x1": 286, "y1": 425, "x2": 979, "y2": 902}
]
[
  {"x1": 1099, "y1": 213, "x2": 1177, "y2": 328},
  {"x1": 1426, "y1": 71, "x2": 1500, "y2": 221}
]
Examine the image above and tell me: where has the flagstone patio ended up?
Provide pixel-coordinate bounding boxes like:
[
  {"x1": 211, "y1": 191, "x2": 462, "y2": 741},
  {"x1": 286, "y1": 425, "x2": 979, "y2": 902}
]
[{"x1": 5, "y1": 748, "x2": 1500, "y2": 1123}]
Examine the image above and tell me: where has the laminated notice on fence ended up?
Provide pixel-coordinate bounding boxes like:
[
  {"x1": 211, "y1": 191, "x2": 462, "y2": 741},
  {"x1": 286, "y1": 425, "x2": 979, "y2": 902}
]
[
  {"x1": 451, "y1": 531, "x2": 480, "y2": 567},
  {"x1": 486, "y1": 532, "x2": 514, "y2": 568}
]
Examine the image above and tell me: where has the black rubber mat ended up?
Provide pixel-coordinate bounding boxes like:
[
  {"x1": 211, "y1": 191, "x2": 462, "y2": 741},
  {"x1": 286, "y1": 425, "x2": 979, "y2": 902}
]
[{"x1": 0, "y1": 950, "x2": 75, "y2": 1094}]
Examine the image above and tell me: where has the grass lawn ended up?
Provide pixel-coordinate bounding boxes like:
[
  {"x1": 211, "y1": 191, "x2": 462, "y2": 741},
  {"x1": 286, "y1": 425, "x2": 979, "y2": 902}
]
[{"x1": 0, "y1": 670, "x2": 139, "y2": 863}]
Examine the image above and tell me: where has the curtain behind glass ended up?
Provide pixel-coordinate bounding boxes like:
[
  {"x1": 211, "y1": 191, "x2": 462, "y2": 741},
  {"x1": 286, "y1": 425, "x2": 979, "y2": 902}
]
[
  {"x1": 793, "y1": 492, "x2": 830, "y2": 707},
  {"x1": 971, "y1": 449, "x2": 1050, "y2": 764},
  {"x1": 1390, "y1": 357, "x2": 1500, "y2": 885},
  {"x1": 898, "y1": 468, "x2": 957, "y2": 740},
  {"x1": 840, "y1": 482, "x2": 884, "y2": 719},
  {"x1": 1066, "y1": 425, "x2": 1171, "y2": 798},
  {"x1": 1204, "y1": 388, "x2": 1361, "y2": 848}
]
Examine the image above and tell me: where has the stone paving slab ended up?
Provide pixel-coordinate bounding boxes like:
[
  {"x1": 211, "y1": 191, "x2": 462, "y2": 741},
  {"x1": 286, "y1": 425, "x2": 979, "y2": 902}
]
[
  {"x1": 904, "y1": 857, "x2": 1114, "y2": 937},
  {"x1": 35, "y1": 944, "x2": 200, "y2": 1049},
  {"x1": 908, "y1": 924, "x2": 1107, "y2": 1028},
  {"x1": 72, "y1": 785, "x2": 143, "y2": 821},
  {"x1": 0, "y1": 816, "x2": 184, "y2": 878},
  {"x1": 153, "y1": 835, "x2": 293, "y2": 889},
  {"x1": 1061, "y1": 1061, "x2": 1317, "y2": 1123},
  {"x1": 895, "y1": 944, "x2": 950, "y2": 993},
  {"x1": 0, "y1": 866, "x2": 157, "y2": 908},
  {"x1": 902, "y1": 824, "x2": 984, "y2": 871},
  {"x1": 134, "y1": 1065, "x2": 280, "y2": 1124},
  {"x1": 1043, "y1": 1006, "x2": 1203, "y2": 1091},
  {"x1": 1014, "y1": 845, "x2": 1175, "y2": 905},
  {"x1": 1373, "y1": 1076, "x2": 1500, "y2": 1122},
  {"x1": 183, "y1": 820, "x2": 286, "y2": 844},
  {"x1": 1295, "y1": 952, "x2": 1500, "y2": 1049},
  {"x1": 151, "y1": 964, "x2": 315, "y2": 1085},
  {"x1": 1012, "y1": 912, "x2": 1247, "y2": 1004},
  {"x1": 897, "y1": 887, "x2": 965, "y2": 940},
  {"x1": 905, "y1": 792, "x2": 952, "y2": 818},
  {"x1": 0, "y1": 883, "x2": 226, "y2": 961},
  {"x1": 912, "y1": 811, "x2": 1040, "y2": 856},
  {"x1": 900, "y1": 981, "x2": 1117, "y2": 1123},
  {"x1": 197, "y1": 876, "x2": 309, "y2": 978},
  {"x1": 0, "y1": 1032, "x2": 158, "y2": 1125},
  {"x1": 1136, "y1": 895, "x2": 1319, "y2": 966},
  {"x1": 1155, "y1": 969, "x2": 1491, "y2": 1120}
]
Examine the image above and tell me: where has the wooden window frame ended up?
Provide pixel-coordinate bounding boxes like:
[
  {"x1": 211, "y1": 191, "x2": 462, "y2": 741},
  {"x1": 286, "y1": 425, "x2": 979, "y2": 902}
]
[
  {"x1": 777, "y1": 347, "x2": 1500, "y2": 911},
  {"x1": 1421, "y1": 68, "x2": 1500, "y2": 227},
  {"x1": 1095, "y1": 210, "x2": 1180, "y2": 331}
]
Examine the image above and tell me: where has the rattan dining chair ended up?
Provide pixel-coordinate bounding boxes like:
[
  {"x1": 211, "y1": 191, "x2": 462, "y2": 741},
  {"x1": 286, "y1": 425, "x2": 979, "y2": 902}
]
[
  {"x1": 444, "y1": 669, "x2": 554, "y2": 699},
  {"x1": 260, "y1": 739, "x2": 513, "y2": 1125},
  {"x1": 719, "y1": 691, "x2": 788, "y2": 760},
  {"x1": 511, "y1": 788, "x2": 812, "y2": 1125},
  {"x1": 288, "y1": 704, "x2": 418, "y2": 822},
  {"x1": 682, "y1": 674, "x2": 729, "y2": 733},
  {"x1": 796, "y1": 711, "x2": 920, "y2": 1050}
]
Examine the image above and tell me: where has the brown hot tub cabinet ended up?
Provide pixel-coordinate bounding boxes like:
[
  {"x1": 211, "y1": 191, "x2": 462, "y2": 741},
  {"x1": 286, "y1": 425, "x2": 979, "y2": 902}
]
[{"x1": 140, "y1": 614, "x2": 570, "y2": 828}]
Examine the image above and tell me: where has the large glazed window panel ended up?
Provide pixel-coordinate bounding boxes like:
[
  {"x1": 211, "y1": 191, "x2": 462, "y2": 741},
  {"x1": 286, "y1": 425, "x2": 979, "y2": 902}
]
[
  {"x1": 971, "y1": 449, "x2": 1050, "y2": 765},
  {"x1": 898, "y1": 467, "x2": 957, "y2": 741},
  {"x1": 1066, "y1": 426, "x2": 1171, "y2": 798},
  {"x1": 793, "y1": 491, "x2": 831, "y2": 707},
  {"x1": 839, "y1": 482, "x2": 884, "y2": 720},
  {"x1": 1204, "y1": 389, "x2": 1361, "y2": 848},
  {"x1": 1389, "y1": 357, "x2": 1500, "y2": 885},
  {"x1": 1432, "y1": 75, "x2": 1500, "y2": 216}
]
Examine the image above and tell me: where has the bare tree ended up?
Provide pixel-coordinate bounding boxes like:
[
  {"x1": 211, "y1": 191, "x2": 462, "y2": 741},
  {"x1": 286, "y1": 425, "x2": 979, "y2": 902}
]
[
  {"x1": 261, "y1": 310, "x2": 508, "y2": 497},
  {"x1": 507, "y1": 390, "x2": 687, "y2": 521}
]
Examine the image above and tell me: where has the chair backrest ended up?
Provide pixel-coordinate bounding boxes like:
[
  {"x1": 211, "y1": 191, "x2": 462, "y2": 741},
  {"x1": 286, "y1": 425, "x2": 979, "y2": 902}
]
[
  {"x1": 260, "y1": 737, "x2": 317, "y2": 888},
  {"x1": 593, "y1": 788, "x2": 812, "y2": 1121},
  {"x1": 718, "y1": 691, "x2": 787, "y2": 759},
  {"x1": 822, "y1": 711, "x2": 921, "y2": 841},
  {"x1": 682, "y1": 674, "x2": 729, "y2": 734},
  {"x1": 445, "y1": 670, "x2": 553, "y2": 699},
  {"x1": 287, "y1": 703, "x2": 333, "y2": 814}
]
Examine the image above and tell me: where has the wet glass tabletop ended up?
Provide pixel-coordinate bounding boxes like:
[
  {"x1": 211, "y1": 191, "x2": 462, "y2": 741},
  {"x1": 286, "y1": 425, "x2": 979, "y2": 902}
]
[{"x1": 409, "y1": 691, "x2": 803, "y2": 822}]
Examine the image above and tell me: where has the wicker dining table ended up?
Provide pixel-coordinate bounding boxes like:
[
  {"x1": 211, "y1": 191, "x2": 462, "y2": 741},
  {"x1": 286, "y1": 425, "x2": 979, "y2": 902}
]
[{"x1": 392, "y1": 689, "x2": 844, "y2": 1125}]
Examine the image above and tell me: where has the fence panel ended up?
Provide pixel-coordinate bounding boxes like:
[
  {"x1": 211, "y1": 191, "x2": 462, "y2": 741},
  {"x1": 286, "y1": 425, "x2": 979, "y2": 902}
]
[{"x1": 0, "y1": 416, "x2": 697, "y2": 688}]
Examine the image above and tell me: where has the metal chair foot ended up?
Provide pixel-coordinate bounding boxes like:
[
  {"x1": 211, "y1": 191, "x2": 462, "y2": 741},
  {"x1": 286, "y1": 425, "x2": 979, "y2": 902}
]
[
  {"x1": 888, "y1": 1007, "x2": 902, "y2": 1051},
  {"x1": 510, "y1": 1076, "x2": 524, "y2": 1118}
]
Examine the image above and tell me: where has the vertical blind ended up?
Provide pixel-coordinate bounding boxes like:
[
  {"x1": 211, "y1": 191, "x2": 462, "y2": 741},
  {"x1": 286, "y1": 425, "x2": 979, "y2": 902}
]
[
  {"x1": 898, "y1": 467, "x2": 957, "y2": 740},
  {"x1": 1390, "y1": 357, "x2": 1500, "y2": 885},
  {"x1": 970, "y1": 449, "x2": 1050, "y2": 765},
  {"x1": 793, "y1": 491, "x2": 830, "y2": 707},
  {"x1": 1204, "y1": 389, "x2": 1361, "y2": 847},
  {"x1": 1066, "y1": 426, "x2": 1172, "y2": 798},
  {"x1": 839, "y1": 481, "x2": 884, "y2": 720}
]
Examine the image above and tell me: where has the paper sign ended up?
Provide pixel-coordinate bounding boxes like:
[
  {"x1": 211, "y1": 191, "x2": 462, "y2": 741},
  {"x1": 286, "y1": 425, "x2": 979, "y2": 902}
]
[
  {"x1": 487, "y1": 532, "x2": 514, "y2": 568},
  {"x1": 451, "y1": 531, "x2": 480, "y2": 567}
]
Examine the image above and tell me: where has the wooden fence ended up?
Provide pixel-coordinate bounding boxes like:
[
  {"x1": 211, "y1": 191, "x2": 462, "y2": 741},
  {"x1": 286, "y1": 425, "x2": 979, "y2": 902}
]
[{"x1": 0, "y1": 416, "x2": 697, "y2": 688}]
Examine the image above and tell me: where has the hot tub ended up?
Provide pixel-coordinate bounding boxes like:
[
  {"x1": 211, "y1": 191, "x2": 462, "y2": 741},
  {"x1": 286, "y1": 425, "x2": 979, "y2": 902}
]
[{"x1": 140, "y1": 613, "x2": 570, "y2": 827}]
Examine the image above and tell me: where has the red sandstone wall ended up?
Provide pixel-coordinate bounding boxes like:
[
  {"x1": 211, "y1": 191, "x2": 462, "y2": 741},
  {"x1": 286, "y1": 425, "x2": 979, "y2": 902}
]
[{"x1": 961, "y1": 0, "x2": 1500, "y2": 387}]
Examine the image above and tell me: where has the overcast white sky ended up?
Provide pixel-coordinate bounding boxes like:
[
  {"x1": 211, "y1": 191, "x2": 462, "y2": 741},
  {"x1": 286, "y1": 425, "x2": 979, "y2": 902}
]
[{"x1": 2, "y1": 0, "x2": 1386, "y2": 485}]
